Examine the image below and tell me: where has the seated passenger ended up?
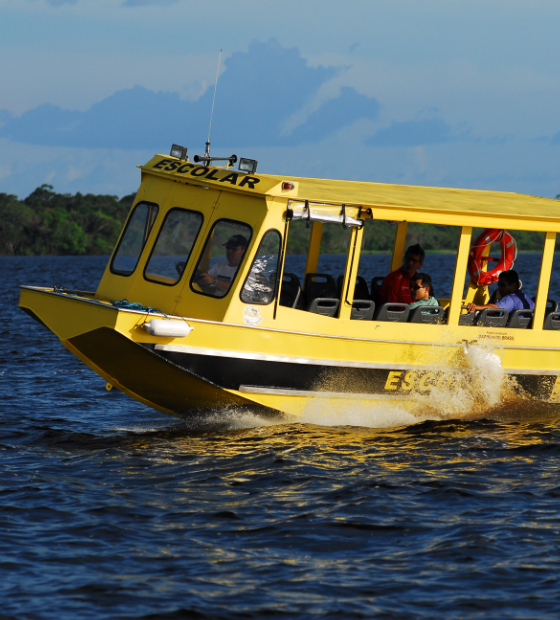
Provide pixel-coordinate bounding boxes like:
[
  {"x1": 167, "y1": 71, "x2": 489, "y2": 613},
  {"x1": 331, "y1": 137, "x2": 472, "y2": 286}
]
[
  {"x1": 466, "y1": 269, "x2": 534, "y2": 314},
  {"x1": 378, "y1": 243, "x2": 425, "y2": 305},
  {"x1": 409, "y1": 273, "x2": 439, "y2": 310}
]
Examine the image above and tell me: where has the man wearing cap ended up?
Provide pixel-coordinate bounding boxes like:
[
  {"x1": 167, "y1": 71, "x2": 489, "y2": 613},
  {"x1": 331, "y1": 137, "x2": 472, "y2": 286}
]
[{"x1": 197, "y1": 234, "x2": 248, "y2": 295}]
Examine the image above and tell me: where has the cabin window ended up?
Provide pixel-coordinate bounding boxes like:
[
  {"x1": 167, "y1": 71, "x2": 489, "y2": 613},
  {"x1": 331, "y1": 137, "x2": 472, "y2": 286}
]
[
  {"x1": 111, "y1": 201, "x2": 159, "y2": 276},
  {"x1": 144, "y1": 208, "x2": 203, "y2": 286},
  {"x1": 190, "y1": 219, "x2": 252, "y2": 298},
  {"x1": 403, "y1": 223, "x2": 460, "y2": 304},
  {"x1": 354, "y1": 221, "x2": 460, "y2": 304},
  {"x1": 279, "y1": 219, "x2": 352, "y2": 316},
  {"x1": 240, "y1": 230, "x2": 282, "y2": 304}
]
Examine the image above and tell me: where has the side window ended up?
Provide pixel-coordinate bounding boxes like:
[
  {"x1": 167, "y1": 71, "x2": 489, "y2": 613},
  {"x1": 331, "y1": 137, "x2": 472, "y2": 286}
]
[
  {"x1": 241, "y1": 230, "x2": 282, "y2": 304},
  {"x1": 111, "y1": 202, "x2": 159, "y2": 276},
  {"x1": 144, "y1": 208, "x2": 203, "y2": 285},
  {"x1": 191, "y1": 219, "x2": 252, "y2": 298}
]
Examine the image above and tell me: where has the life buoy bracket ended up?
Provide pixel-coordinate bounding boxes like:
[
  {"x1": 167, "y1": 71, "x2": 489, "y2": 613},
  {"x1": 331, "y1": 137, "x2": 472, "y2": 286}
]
[{"x1": 467, "y1": 229, "x2": 517, "y2": 286}]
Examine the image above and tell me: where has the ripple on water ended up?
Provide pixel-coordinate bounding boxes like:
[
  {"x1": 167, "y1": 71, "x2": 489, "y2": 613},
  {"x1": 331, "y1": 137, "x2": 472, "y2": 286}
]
[{"x1": 3, "y1": 256, "x2": 560, "y2": 618}]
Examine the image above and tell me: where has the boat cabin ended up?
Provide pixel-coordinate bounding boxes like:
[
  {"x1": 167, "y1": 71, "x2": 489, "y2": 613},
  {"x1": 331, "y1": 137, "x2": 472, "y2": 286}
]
[{"x1": 95, "y1": 151, "x2": 560, "y2": 335}]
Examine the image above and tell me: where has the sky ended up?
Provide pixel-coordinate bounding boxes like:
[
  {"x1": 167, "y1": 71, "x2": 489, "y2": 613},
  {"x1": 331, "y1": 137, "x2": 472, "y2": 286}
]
[{"x1": 1, "y1": 0, "x2": 559, "y2": 200}]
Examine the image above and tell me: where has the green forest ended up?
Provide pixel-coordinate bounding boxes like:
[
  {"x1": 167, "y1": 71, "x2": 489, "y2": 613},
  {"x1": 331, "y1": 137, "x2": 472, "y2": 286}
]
[
  {"x1": 0, "y1": 185, "x2": 135, "y2": 256},
  {"x1": 0, "y1": 185, "x2": 557, "y2": 256}
]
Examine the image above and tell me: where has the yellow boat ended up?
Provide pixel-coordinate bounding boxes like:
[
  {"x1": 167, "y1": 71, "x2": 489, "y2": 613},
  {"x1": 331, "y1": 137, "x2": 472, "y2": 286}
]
[{"x1": 18, "y1": 145, "x2": 560, "y2": 420}]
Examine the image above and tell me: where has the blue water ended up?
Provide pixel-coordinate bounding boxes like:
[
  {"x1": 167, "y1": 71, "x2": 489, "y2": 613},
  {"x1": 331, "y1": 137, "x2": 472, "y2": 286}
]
[{"x1": 4, "y1": 254, "x2": 560, "y2": 619}]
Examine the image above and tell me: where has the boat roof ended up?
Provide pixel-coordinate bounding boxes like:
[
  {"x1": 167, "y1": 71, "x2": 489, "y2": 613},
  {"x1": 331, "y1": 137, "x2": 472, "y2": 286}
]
[
  {"x1": 141, "y1": 154, "x2": 560, "y2": 229},
  {"x1": 267, "y1": 174, "x2": 560, "y2": 224}
]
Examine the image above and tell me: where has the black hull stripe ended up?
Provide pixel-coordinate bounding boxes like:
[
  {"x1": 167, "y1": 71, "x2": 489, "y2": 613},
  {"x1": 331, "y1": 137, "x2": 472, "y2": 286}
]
[
  {"x1": 150, "y1": 346, "x2": 559, "y2": 401},
  {"x1": 154, "y1": 347, "x2": 393, "y2": 393}
]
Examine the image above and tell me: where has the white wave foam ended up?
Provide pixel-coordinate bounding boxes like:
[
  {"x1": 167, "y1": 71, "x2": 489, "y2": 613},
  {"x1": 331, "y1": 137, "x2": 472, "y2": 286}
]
[
  {"x1": 295, "y1": 398, "x2": 421, "y2": 429},
  {"x1": 291, "y1": 343, "x2": 509, "y2": 429},
  {"x1": 180, "y1": 407, "x2": 281, "y2": 431}
]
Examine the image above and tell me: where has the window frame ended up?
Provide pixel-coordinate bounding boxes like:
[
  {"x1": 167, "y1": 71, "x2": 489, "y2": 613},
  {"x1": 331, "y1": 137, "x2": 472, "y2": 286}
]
[
  {"x1": 189, "y1": 217, "x2": 253, "y2": 299},
  {"x1": 110, "y1": 201, "x2": 159, "y2": 277},
  {"x1": 240, "y1": 229, "x2": 283, "y2": 306},
  {"x1": 142, "y1": 207, "x2": 204, "y2": 287}
]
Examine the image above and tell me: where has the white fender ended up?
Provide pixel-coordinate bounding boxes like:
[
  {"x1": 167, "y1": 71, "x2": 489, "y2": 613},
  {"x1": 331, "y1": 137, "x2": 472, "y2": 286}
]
[{"x1": 142, "y1": 319, "x2": 193, "y2": 338}]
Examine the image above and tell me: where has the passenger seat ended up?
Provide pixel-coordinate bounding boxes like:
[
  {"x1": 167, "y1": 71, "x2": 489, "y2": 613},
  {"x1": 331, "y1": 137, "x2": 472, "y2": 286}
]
[
  {"x1": 304, "y1": 273, "x2": 339, "y2": 317},
  {"x1": 373, "y1": 302, "x2": 410, "y2": 322},
  {"x1": 279, "y1": 273, "x2": 303, "y2": 309},
  {"x1": 476, "y1": 308, "x2": 509, "y2": 327},
  {"x1": 507, "y1": 309, "x2": 534, "y2": 329},
  {"x1": 408, "y1": 305, "x2": 445, "y2": 324},
  {"x1": 544, "y1": 298, "x2": 560, "y2": 330},
  {"x1": 351, "y1": 300, "x2": 375, "y2": 320},
  {"x1": 337, "y1": 275, "x2": 370, "y2": 300},
  {"x1": 337, "y1": 275, "x2": 375, "y2": 320}
]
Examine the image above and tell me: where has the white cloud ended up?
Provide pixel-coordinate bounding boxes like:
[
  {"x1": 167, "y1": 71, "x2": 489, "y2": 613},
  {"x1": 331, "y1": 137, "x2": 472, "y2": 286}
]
[
  {"x1": 1, "y1": 0, "x2": 560, "y2": 199},
  {"x1": 0, "y1": 138, "x2": 152, "y2": 197},
  {"x1": 1, "y1": 41, "x2": 381, "y2": 149},
  {"x1": 302, "y1": 55, "x2": 560, "y2": 138},
  {"x1": 0, "y1": 49, "x2": 221, "y2": 114}
]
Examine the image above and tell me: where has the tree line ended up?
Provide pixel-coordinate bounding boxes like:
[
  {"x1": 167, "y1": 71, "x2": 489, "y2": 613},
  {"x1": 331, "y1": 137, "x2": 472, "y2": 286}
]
[
  {"x1": 0, "y1": 185, "x2": 555, "y2": 256},
  {"x1": 286, "y1": 220, "x2": 549, "y2": 255},
  {"x1": 0, "y1": 185, "x2": 135, "y2": 256}
]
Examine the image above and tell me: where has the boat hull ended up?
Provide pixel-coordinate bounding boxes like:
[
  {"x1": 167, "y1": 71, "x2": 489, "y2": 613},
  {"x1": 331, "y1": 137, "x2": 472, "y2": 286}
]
[
  {"x1": 66, "y1": 328, "x2": 257, "y2": 417},
  {"x1": 19, "y1": 286, "x2": 560, "y2": 421}
]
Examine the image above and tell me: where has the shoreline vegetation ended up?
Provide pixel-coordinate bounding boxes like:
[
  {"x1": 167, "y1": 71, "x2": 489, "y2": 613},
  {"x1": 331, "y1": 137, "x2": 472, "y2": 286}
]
[
  {"x1": 0, "y1": 185, "x2": 556, "y2": 256},
  {"x1": 1, "y1": 185, "x2": 135, "y2": 256}
]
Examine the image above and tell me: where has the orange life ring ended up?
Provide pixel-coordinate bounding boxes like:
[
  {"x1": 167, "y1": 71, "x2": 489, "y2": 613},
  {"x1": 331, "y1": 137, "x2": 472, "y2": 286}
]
[{"x1": 467, "y1": 229, "x2": 517, "y2": 286}]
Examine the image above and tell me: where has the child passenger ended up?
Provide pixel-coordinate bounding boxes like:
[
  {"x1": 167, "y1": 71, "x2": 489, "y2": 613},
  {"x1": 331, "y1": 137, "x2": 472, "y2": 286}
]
[{"x1": 409, "y1": 273, "x2": 439, "y2": 310}]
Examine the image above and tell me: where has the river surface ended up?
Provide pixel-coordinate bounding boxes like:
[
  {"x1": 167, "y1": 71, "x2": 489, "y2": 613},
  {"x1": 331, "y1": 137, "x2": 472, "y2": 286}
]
[{"x1": 3, "y1": 254, "x2": 560, "y2": 619}]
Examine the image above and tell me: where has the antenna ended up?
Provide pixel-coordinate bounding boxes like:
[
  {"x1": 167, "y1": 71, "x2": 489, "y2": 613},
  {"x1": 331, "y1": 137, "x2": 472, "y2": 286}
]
[
  {"x1": 194, "y1": 49, "x2": 237, "y2": 168},
  {"x1": 205, "y1": 49, "x2": 222, "y2": 161}
]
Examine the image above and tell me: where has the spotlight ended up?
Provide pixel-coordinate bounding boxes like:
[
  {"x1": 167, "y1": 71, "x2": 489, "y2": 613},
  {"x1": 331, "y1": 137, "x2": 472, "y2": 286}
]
[
  {"x1": 239, "y1": 158, "x2": 258, "y2": 174},
  {"x1": 170, "y1": 144, "x2": 188, "y2": 160}
]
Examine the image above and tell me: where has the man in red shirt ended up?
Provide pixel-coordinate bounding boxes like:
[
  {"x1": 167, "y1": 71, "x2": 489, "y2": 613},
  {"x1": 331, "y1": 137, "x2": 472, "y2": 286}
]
[{"x1": 378, "y1": 243, "x2": 425, "y2": 305}]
